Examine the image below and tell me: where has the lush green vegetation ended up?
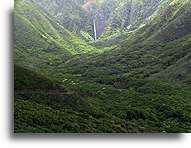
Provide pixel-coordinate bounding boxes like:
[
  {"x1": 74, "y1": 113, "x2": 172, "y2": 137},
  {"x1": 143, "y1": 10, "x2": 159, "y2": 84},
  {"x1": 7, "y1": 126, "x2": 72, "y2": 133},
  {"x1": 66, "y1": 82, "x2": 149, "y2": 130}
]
[{"x1": 14, "y1": 0, "x2": 191, "y2": 133}]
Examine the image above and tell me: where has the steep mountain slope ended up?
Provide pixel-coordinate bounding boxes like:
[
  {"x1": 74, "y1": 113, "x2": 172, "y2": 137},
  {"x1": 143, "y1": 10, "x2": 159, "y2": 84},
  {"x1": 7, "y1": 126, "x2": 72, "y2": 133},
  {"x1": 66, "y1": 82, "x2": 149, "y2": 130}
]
[
  {"x1": 100, "y1": 0, "x2": 162, "y2": 31},
  {"x1": 14, "y1": 0, "x2": 191, "y2": 133},
  {"x1": 156, "y1": 0, "x2": 191, "y2": 42},
  {"x1": 32, "y1": 0, "x2": 92, "y2": 34},
  {"x1": 15, "y1": 0, "x2": 96, "y2": 71},
  {"x1": 32, "y1": 0, "x2": 164, "y2": 38}
]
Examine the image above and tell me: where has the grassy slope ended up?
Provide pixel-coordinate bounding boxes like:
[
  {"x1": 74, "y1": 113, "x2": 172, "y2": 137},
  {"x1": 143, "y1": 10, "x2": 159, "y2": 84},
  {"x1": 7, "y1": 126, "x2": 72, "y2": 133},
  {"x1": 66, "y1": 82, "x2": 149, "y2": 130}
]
[
  {"x1": 15, "y1": 0, "x2": 191, "y2": 133},
  {"x1": 89, "y1": 0, "x2": 191, "y2": 83},
  {"x1": 32, "y1": 0, "x2": 92, "y2": 35},
  {"x1": 14, "y1": 0, "x2": 97, "y2": 73}
]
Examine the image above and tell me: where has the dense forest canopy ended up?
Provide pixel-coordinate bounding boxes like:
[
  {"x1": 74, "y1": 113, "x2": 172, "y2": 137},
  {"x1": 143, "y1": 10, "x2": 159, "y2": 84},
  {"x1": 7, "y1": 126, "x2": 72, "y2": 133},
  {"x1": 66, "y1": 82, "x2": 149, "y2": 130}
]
[{"x1": 14, "y1": 0, "x2": 191, "y2": 133}]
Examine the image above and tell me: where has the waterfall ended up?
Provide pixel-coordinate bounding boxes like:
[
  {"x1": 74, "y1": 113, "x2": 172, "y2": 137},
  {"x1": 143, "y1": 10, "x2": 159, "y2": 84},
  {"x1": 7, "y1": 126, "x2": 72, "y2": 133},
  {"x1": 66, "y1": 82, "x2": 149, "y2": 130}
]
[{"x1": 93, "y1": 18, "x2": 97, "y2": 40}]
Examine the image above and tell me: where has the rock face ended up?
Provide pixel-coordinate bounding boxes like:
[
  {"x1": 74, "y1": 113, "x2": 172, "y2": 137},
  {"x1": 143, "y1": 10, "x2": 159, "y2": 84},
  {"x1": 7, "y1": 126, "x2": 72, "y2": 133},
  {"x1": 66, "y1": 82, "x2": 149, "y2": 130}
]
[
  {"x1": 32, "y1": 0, "x2": 91, "y2": 33},
  {"x1": 91, "y1": 9, "x2": 105, "y2": 39},
  {"x1": 101, "y1": 0, "x2": 163, "y2": 30},
  {"x1": 31, "y1": 0, "x2": 191, "y2": 41},
  {"x1": 32, "y1": 0, "x2": 163, "y2": 38}
]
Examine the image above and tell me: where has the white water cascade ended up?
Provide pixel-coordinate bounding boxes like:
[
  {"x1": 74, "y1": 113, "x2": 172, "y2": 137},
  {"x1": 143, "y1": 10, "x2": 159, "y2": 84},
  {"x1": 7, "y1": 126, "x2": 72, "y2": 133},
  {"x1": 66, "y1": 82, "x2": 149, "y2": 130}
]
[{"x1": 93, "y1": 18, "x2": 97, "y2": 40}]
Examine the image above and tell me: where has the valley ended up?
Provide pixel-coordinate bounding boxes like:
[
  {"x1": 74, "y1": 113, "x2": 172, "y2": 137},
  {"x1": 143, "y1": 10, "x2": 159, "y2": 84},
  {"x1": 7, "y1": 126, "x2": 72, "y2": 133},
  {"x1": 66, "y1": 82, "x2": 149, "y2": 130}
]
[{"x1": 14, "y1": 0, "x2": 191, "y2": 133}]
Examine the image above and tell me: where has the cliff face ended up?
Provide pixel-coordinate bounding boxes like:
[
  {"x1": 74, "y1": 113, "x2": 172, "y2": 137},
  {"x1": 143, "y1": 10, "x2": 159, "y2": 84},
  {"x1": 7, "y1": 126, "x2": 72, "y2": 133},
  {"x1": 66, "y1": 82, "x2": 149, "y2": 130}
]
[
  {"x1": 32, "y1": 0, "x2": 163, "y2": 38},
  {"x1": 32, "y1": 0, "x2": 91, "y2": 33}
]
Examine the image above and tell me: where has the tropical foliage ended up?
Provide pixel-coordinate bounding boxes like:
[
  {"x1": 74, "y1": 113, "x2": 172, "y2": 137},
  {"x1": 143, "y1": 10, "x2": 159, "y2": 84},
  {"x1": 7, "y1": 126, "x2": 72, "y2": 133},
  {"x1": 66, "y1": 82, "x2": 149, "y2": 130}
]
[{"x1": 14, "y1": 0, "x2": 191, "y2": 133}]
